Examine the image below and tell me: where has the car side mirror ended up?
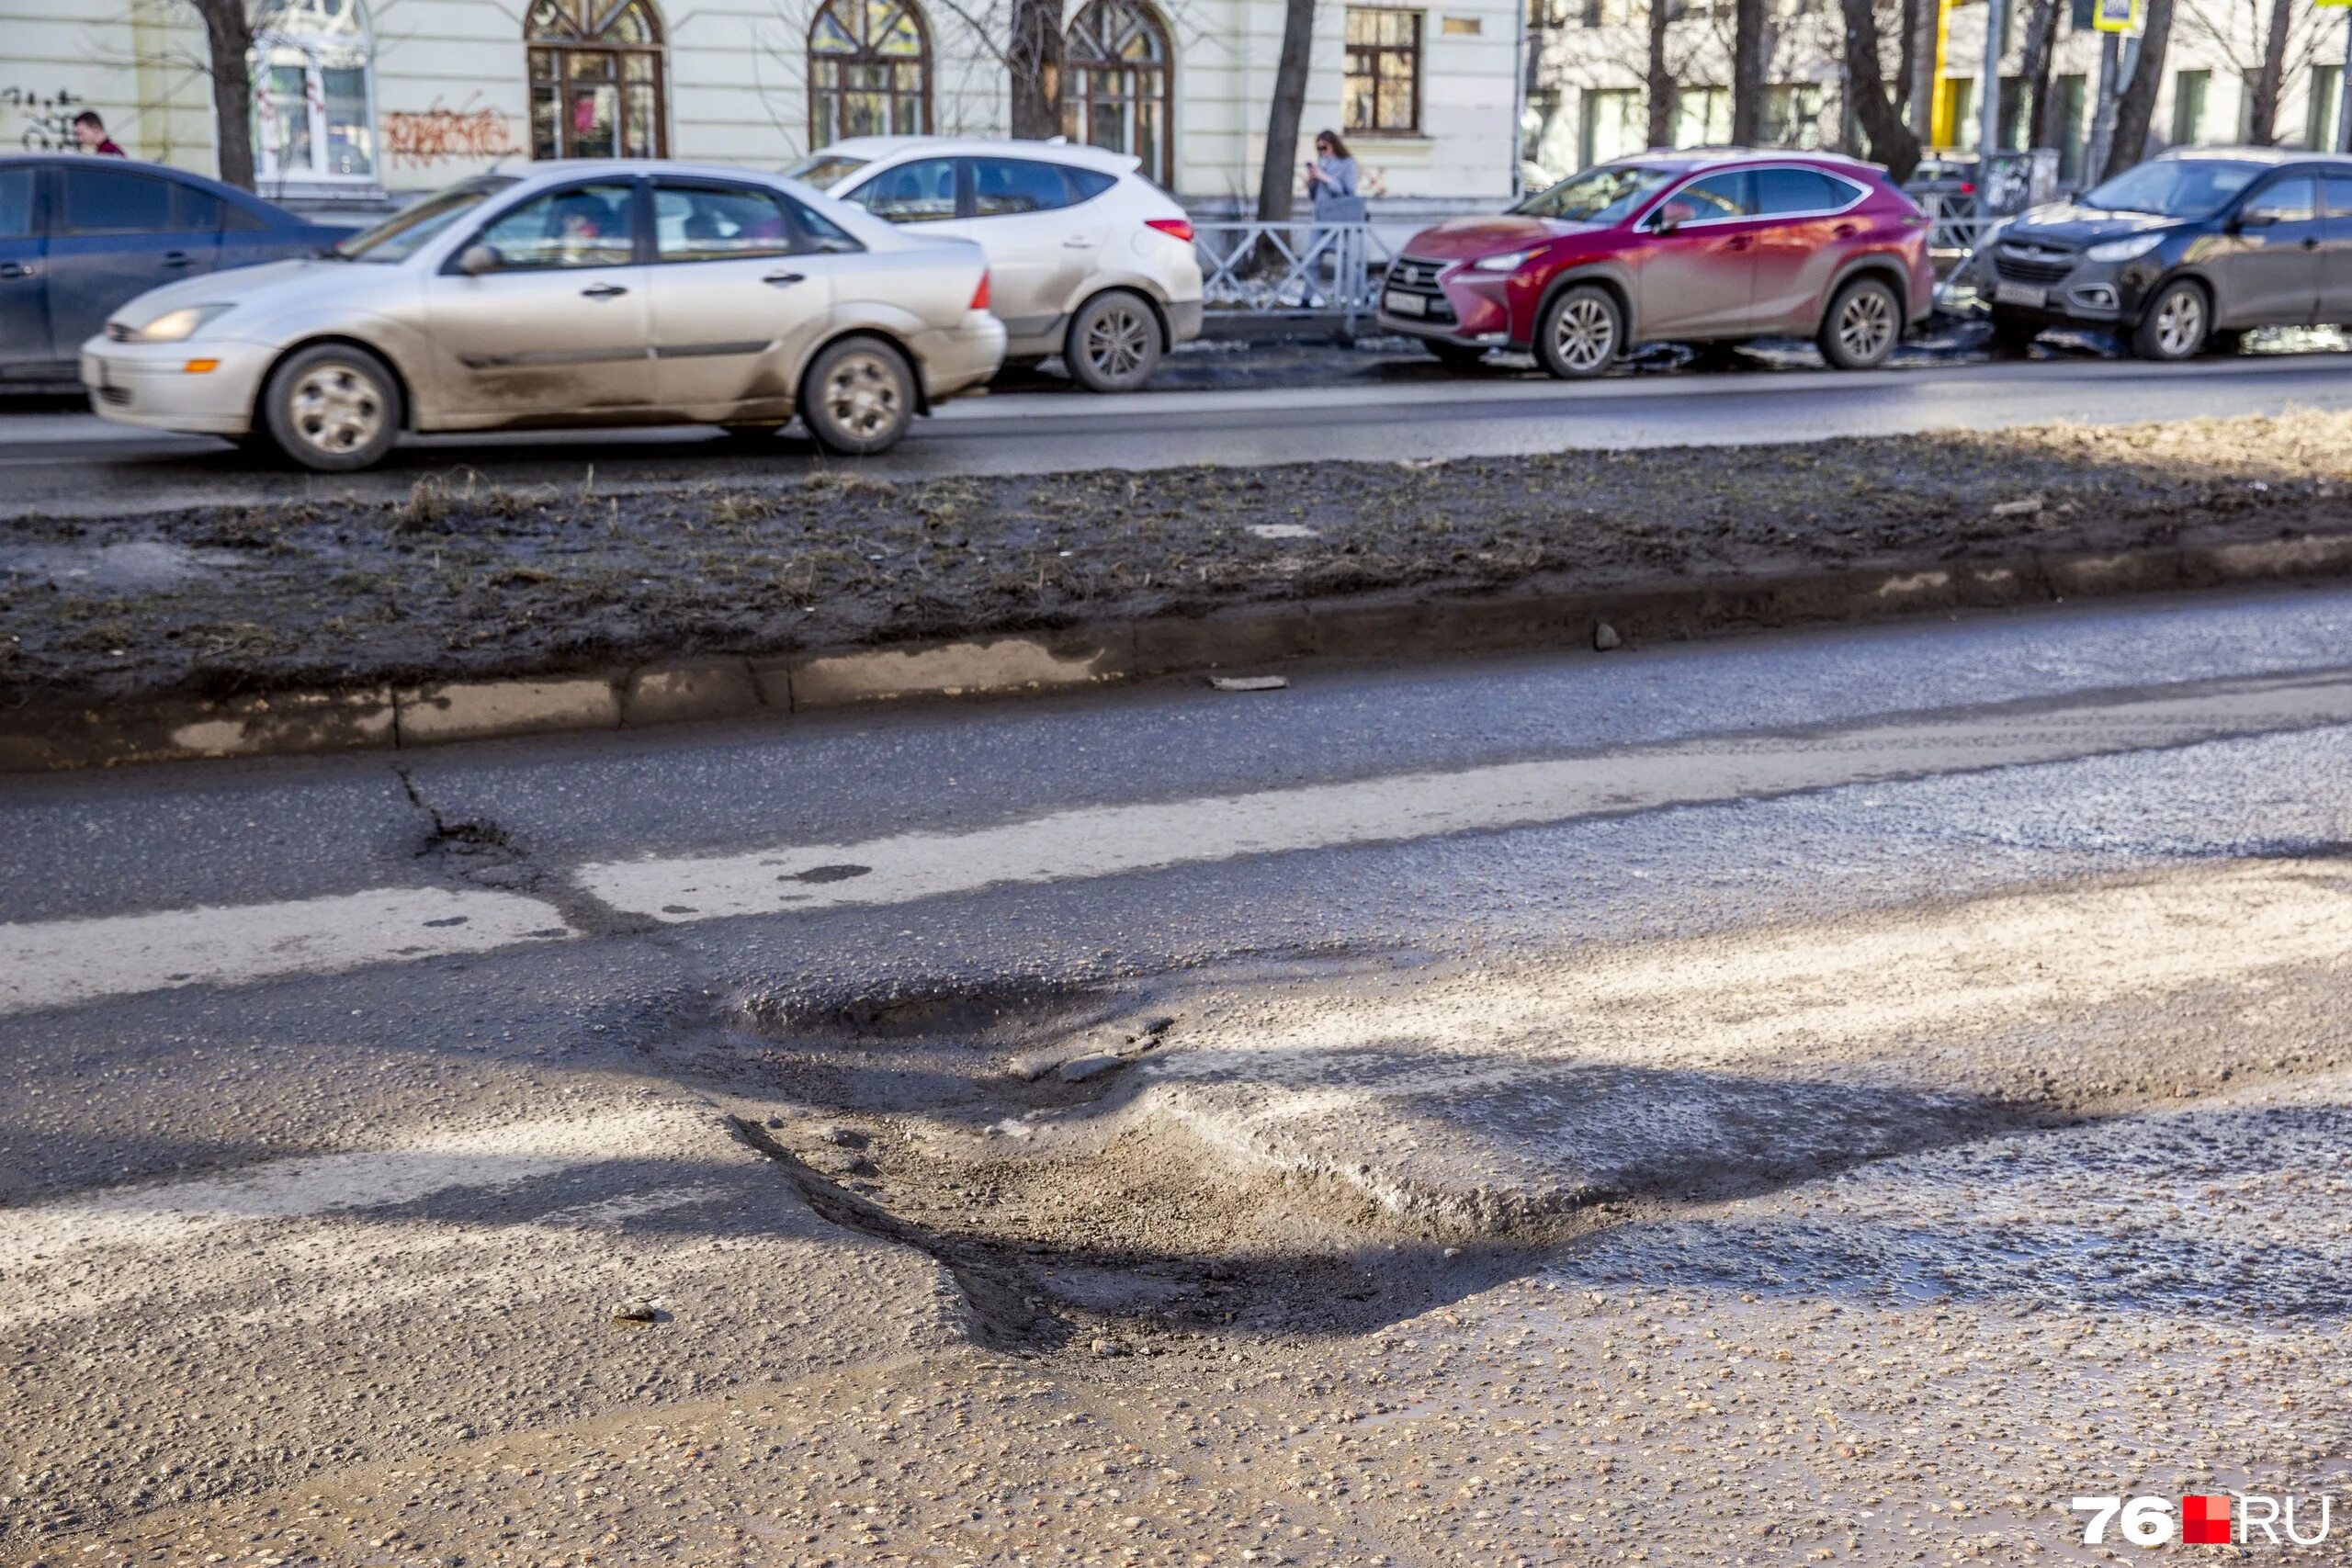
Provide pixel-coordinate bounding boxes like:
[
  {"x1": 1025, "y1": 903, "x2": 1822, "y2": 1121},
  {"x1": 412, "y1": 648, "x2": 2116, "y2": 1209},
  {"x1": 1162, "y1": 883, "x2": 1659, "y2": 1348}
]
[
  {"x1": 457, "y1": 243, "x2": 503, "y2": 276},
  {"x1": 1653, "y1": 200, "x2": 1699, "y2": 233}
]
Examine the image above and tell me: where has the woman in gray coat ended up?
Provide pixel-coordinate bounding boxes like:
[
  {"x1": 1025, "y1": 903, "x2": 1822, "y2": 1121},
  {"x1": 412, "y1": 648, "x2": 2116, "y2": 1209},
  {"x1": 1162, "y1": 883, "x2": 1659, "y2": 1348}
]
[{"x1": 1301, "y1": 129, "x2": 1362, "y2": 307}]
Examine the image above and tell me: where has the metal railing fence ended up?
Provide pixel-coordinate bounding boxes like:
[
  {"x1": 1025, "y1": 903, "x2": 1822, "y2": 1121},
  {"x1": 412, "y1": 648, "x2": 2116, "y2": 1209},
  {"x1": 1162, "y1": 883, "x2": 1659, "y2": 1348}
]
[{"x1": 1193, "y1": 220, "x2": 1400, "y2": 330}]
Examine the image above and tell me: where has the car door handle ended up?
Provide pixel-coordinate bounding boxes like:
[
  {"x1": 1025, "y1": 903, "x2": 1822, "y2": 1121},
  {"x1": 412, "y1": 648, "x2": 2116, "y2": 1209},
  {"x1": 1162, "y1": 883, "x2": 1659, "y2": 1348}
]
[
  {"x1": 1834, "y1": 223, "x2": 1860, "y2": 238},
  {"x1": 581, "y1": 283, "x2": 629, "y2": 298},
  {"x1": 762, "y1": 271, "x2": 807, "y2": 287},
  {"x1": 1062, "y1": 236, "x2": 1096, "y2": 248},
  {"x1": 161, "y1": 250, "x2": 195, "y2": 268},
  {"x1": 0, "y1": 261, "x2": 31, "y2": 279},
  {"x1": 2303, "y1": 236, "x2": 2321, "y2": 250},
  {"x1": 1725, "y1": 235, "x2": 1753, "y2": 251}
]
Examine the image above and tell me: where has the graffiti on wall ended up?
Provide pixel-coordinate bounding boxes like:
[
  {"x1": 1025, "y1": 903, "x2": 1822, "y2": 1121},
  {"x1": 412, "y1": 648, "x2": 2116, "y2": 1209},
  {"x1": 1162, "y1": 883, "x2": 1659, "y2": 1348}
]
[
  {"x1": 384, "y1": 96, "x2": 516, "y2": 167},
  {"x1": 6, "y1": 86, "x2": 87, "y2": 152}
]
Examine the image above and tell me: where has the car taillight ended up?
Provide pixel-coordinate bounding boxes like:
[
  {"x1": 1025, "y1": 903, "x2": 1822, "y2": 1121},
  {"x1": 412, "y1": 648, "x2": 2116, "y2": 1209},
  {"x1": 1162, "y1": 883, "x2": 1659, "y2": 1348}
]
[
  {"x1": 1145, "y1": 217, "x2": 1195, "y2": 243},
  {"x1": 970, "y1": 270, "x2": 990, "y2": 310}
]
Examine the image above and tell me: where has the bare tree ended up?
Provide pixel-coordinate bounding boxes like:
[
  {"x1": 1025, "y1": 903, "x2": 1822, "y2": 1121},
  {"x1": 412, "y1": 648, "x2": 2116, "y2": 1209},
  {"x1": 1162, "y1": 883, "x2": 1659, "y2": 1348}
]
[
  {"x1": 2176, "y1": 0, "x2": 2328, "y2": 145},
  {"x1": 1645, "y1": 0, "x2": 1676, "y2": 146},
  {"x1": 2013, "y1": 0, "x2": 2060, "y2": 147},
  {"x1": 1257, "y1": 0, "x2": 1316, "y2": 220},
  {"x1": 1007, "y1": 0, "x2": 1064, "y2": 139},
  {"x1": 1838, "y1": 0, "x2": 1921, "y2": 179},
  {"x1": 181, "y1": 0, "x2": 256, "y2": 188},
  {"x1": 1731, "y1": 0, "x2": 1767, "y2": 142},
  {"x1": 2102, "y1": 0, "x2": 2175, "y2": 179},
  {"x1": 1893, "y1": 0, "x2": 1918, "y2": 124},
  {"x1": 2246, "y1": 0, "x2": 2293, "y2": 140}
]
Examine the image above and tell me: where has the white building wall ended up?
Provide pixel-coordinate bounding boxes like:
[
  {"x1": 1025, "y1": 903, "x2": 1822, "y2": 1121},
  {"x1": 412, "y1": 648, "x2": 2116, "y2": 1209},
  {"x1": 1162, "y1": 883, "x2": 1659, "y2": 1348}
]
[{"x1": 2, "y1": 0, "x2": 1520, "y2": 209}]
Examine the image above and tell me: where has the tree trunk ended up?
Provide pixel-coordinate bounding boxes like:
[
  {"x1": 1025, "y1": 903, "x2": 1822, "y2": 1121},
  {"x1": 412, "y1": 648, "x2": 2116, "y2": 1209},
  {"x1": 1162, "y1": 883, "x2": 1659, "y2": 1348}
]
[
  {"x1": 1645, "y1": 0, "x2": 1675, "y2": 148},
  {"x1": 187, "y1": 0, "x2": 255, "y2": 189},
  {"x1": 1008, "y1": 0, "x2": 1066, "y2": 141},
  {"x1": 2100, "y1": 0, "x2": 2173, "y2": 180},
  {"x1": 1906, "y1": 0, "x2": 1938, "y2": 141},
  {"x1": 1256, "y1": 0, "x2": 1317, "y2": 220},
  {"x1": 2016, "y1": 0, "x2": 2060, "y2": 148},
  {"x1": 1894, "y1": 0, "x2": 1918, "y2": 125},
  {"x1": 1732, "y1": 0, "x2": 1767, "y2": 143},
  {"x1": 1838, "y1": 0, "x2": 1922, "y2": 181},
  {"x1": 2246, "y1": 0, "x2": 2292, "y2": 145}
]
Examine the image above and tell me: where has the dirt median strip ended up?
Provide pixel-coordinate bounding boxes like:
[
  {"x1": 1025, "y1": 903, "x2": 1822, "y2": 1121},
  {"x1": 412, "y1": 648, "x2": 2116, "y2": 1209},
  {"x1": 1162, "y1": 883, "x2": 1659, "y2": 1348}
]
[{"x1": 5, "y1": 410, "x2": 2351, "y2": 770}]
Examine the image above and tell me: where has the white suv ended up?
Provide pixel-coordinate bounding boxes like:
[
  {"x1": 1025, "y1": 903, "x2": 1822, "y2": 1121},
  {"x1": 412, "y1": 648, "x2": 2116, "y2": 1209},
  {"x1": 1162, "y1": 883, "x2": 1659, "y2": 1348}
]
[{"x1": 788, "y1": 137, "x2": 1204, "y2": 392}]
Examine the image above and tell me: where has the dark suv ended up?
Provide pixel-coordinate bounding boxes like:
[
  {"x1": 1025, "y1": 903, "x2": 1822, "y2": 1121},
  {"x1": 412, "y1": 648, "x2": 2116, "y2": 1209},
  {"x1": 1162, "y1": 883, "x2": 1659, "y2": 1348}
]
[
  {"x1": 1378, "y1": 150, "x2": 1935, "y2": 378},
  {"x1": 1983, "y1": 147, "x2": 2352, "y2": 359},
  {"x1": 0, "y1": 155, "x2": 349, "y2": 384}
]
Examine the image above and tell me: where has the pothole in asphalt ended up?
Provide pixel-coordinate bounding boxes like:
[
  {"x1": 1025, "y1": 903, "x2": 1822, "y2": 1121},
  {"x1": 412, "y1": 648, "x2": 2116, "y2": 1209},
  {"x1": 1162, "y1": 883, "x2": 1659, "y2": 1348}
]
[{"x1": 644, "y1": 964, "x2": 2067, "y2": 1362}]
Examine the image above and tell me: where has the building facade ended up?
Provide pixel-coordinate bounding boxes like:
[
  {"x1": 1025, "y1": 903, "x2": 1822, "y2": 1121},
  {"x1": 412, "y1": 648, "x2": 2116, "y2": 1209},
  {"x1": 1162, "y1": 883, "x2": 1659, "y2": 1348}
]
[
  {"x1": 1527, "y1": 0, "x2": 2352, "y2": 194},
  {"x1": 1, "y1": 0, "x2": 1522, "y2": 214}
]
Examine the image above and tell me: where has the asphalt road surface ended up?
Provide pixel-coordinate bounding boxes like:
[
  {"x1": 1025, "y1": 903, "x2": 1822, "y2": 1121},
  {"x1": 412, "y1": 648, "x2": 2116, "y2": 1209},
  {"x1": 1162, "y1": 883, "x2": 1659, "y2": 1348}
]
[
  {"x1": 7, "y1": 586, "x2": 2352, "y2": 1563},
  {"x1": 6, "y1": 347, "x2": 2352, "y2": 517}
]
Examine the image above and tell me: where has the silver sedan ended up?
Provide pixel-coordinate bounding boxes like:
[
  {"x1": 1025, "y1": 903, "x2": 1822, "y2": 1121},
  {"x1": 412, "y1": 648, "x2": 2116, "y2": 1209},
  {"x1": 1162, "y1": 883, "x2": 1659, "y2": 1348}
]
[{"x1": 78, "y1": 161, "x2": 1005, "y2": 470}]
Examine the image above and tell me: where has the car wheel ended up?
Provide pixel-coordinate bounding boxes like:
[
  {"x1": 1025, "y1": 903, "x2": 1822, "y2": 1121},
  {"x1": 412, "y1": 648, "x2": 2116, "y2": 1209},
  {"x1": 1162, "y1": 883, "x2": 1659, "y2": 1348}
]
[
  {"x1": 260, "y1": 343, "x2": 401, "y2": 472},
  {"x1": 799, "y1": 334, "x2": 915, "y2": 457},
  {"x1": 1066, "y1": 290, "x2": 1161, "y2": 392},
  {"x1": 1534, "y1": 284, "x2": 1621, "y2": 379},
  {"x1": 1984, "y1": 313, "x2": 2040, "y2": 358},
  {"x1": 1422, "y1": 342, "x2": 1489, "y2": 371},
  {"x1": 1818, "y1": 276, "x2": 1901, "y2": 370},
  {"x1": 2132, "y1": 279, "x2": 2210, "y2": 361}
]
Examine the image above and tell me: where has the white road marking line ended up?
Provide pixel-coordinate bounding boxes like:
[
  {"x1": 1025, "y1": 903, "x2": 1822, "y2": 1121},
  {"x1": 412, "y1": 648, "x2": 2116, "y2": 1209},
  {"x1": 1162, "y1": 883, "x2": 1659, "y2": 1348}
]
[
  {"x1": 12, "y1": 674, "x2": 2352, "y2": 1017},
  {"x1": 0, "y1": 885, "x2": 574, "y2": 1017},
  {"x1": 572, "y1": 674, "x2": 2352, "y2": 923}
]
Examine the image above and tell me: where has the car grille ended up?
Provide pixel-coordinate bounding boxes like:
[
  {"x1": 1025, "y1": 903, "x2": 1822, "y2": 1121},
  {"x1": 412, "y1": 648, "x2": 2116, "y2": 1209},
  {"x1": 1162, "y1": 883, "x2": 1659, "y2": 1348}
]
[
  {"x1": 1382, "y1": 256, "x2": 1457, "y2": 323},
  {"x1": 1993, "y1": 242, "x2": 2078, "y2": 285},
  {"x1": 94, "y1": 384, "x2": 132, "y2": 407}
]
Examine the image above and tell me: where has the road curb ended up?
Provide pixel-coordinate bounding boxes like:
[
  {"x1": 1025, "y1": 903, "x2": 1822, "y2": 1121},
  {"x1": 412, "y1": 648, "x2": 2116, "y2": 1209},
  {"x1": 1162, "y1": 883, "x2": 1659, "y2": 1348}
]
[{"x1": 6, "y1": 532, "x2": 2348, "y2": 773}]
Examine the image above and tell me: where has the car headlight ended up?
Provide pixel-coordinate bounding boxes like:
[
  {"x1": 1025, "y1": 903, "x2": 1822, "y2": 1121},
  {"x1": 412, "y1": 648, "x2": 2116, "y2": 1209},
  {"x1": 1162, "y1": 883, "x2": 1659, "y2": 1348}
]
[
  {"x1": 2085, "y1": 233, "x2": 2165, "y2": 264},
  {"x1": 1471, "y1": 249, "x2": 1537, "y2": 274},
  {"x1": 124, "y1": 304, "x2": 233, "y2": 343}
]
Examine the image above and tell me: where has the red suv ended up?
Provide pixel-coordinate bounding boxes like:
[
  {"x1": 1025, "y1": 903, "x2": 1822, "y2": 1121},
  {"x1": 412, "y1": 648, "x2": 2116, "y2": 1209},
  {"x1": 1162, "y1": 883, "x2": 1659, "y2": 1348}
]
[{"x1": 1378, "y1": 152, "x2": 1934, "y2": 378}]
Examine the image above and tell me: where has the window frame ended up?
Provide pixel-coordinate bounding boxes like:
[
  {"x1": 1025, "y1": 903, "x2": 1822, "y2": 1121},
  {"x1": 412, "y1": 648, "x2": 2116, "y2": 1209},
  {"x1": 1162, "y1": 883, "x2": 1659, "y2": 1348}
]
[
  {"x1": 650, "y1": 176, "x2": 865, "y2": 263},
  {"x1": 445, "y1": 175, "x2": 650, "y2": 274},
  {"x1": 1637, "y1": 163, "x2": 1865, "y2": 231},
  {"x1": 1343, "y1": 6, "x2": 1424, "y2": 137},
  {"x1": 807, "y1": 0, "x2": 933, "y2": 148},
  {"x1": 2236, "y1": 172, "x2": 2320, "y2": 225},
  {"x1": 1062, "y1": 0, "x2": 1176, "y2": 186},
  {"x1": 1747, "y1": 164, "x2": 1868, "y2": 220},
  {"x1": 54, "y1": 165, "x2": 213, "y2": 236},
  {"x1": 252, "y1": 0, "x2": 379, "y2": 189},
  {"x1": 525, "y1": 0, "x2": 669, "y2": 161},
  {"x1": 839, "y1": 154, "x2": 965, "y2": 222}
]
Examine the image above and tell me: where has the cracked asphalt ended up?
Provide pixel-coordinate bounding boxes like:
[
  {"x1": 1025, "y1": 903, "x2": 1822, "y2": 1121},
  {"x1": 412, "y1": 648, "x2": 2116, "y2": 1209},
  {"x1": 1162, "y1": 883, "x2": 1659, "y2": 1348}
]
[{"x1": 6, "y1": 581, "x2": 2352, "y2": 1564}]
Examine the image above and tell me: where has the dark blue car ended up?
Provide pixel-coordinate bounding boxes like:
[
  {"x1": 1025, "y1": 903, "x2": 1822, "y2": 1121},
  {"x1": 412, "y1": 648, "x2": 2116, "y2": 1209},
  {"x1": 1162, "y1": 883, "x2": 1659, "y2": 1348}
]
[{"x1": 0, "y1": 155, "x2": 353, "y2": 385}]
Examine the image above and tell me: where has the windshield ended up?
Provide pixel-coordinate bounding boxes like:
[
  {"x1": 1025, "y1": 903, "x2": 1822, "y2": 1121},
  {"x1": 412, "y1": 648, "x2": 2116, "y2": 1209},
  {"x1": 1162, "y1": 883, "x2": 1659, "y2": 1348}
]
[
  {"x1": 334, "y1": 180, "x2": 514, "y2": 262},
  {"x1": 2081, "y1": 159, "x2": 2259, "y2": 219},
  {"x1": 784, "y1": 155, "x2": 869, "y2": 192},
  {"x1": 1512, "y1": 164, "x2": 1678, "y2": 223}
]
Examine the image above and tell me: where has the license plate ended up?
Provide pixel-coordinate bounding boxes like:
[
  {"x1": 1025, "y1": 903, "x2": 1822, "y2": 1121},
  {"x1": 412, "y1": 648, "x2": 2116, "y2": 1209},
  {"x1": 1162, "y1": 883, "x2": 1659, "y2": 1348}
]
[
  {"x1": 1384, "y1": 289, "x2": 1426, "y2": 317},
  {"x1": 1993, "y1": 281, "x2": 2046, "y2": 309}
]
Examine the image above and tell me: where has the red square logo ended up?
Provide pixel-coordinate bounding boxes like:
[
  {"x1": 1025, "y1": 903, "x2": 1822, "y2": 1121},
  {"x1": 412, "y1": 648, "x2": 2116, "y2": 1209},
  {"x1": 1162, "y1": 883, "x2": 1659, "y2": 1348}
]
[{"x1": 2182, "y1": 1495, "x2": 2232, "y2": 1545}]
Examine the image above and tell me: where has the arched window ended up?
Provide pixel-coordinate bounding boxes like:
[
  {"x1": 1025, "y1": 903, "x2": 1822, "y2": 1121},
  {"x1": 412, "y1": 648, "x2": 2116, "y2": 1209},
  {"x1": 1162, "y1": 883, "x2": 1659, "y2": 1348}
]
[
  {"x1": 253, "y1": 0, "x2": 376, "y2": 186},
  {"x1": 1063, "y1": 0, "x2": 1171, "y2": 186},
  {"x1": 525, "y1": 0, "x2": 666, "y2": 160},
  {"x1": 808, "y1": 0, "x2": 932, "y2": 149}
]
